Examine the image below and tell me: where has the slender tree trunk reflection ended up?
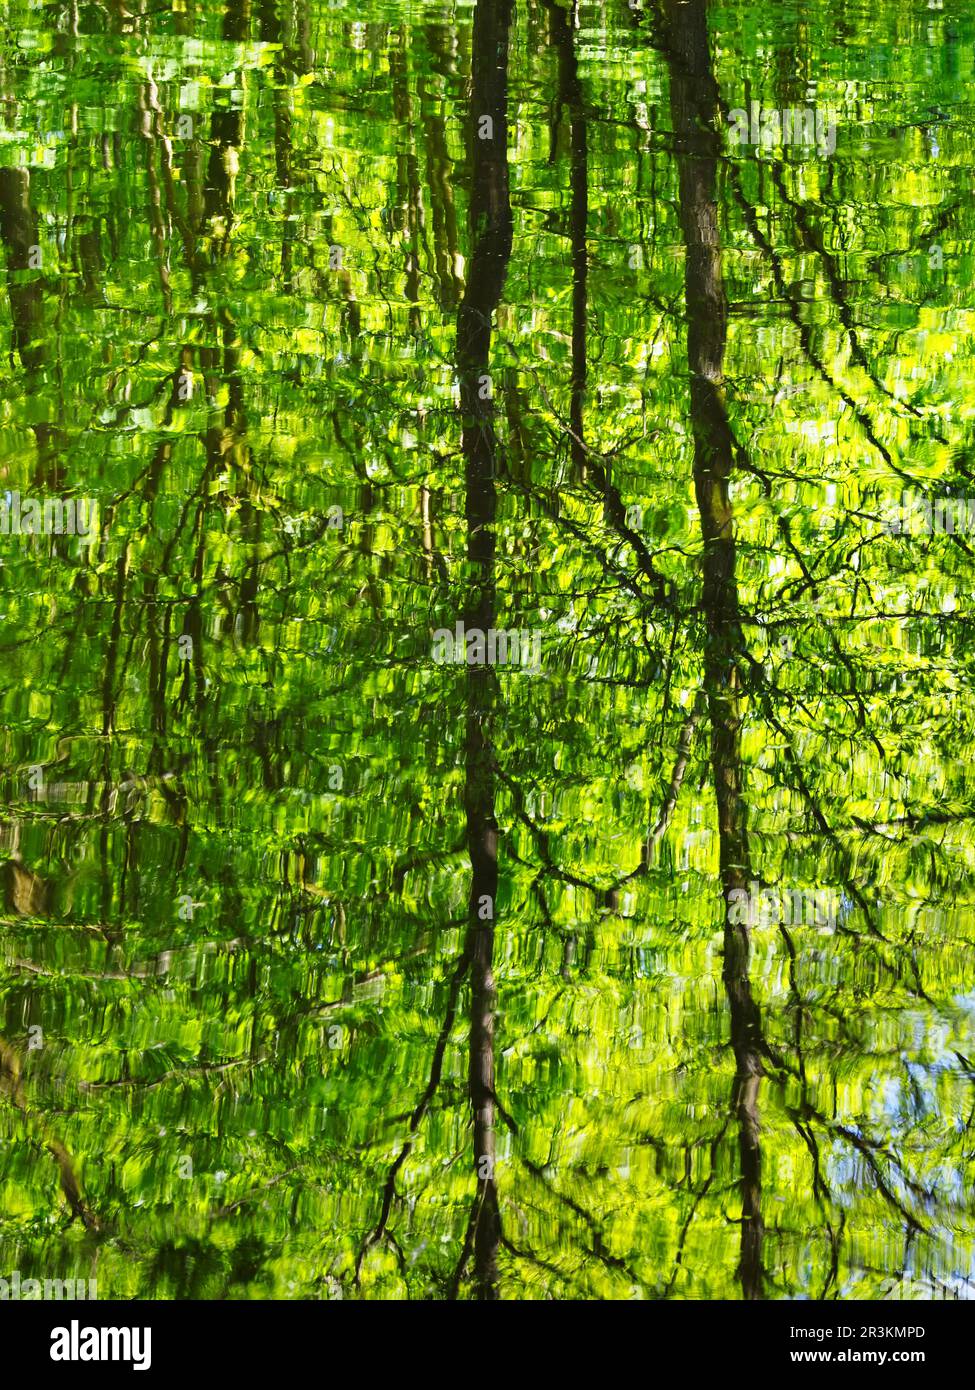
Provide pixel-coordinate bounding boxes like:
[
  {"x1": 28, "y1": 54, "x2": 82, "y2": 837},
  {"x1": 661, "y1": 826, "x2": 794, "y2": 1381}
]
[
  {"x1": 0, "y1": 168, "x2": 66, "y2": 490},
  {"x1": 457, "y1": 0, "x2": 513, "y2": 1302},
  {"x1": 663, "y1": 0, "x2": 765, "y2": 1300}
]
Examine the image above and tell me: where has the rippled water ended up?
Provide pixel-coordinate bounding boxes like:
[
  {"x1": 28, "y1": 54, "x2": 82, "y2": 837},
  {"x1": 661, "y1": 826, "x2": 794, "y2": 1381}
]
[{"x1": 0, "y1": 0, "x2": 974, "y2": 1301}]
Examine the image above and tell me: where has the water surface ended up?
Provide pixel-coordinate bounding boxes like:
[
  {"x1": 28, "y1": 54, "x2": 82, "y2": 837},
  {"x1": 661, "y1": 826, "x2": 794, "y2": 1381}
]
[{"x1": 1, "y1": 0, "x2": 974, "y2": 1300}]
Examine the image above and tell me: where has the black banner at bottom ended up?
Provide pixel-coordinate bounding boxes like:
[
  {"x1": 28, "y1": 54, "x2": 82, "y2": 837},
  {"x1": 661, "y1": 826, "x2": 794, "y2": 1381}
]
[{"x1": 0, "y1": 1296, "x2": 966, "y2": 1376}]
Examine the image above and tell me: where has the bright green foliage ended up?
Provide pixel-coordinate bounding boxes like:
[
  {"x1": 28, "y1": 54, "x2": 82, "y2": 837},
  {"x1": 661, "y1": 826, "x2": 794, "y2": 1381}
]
[{"x1": 0, "y1": 0, "x2": 973, "y2": 1301}]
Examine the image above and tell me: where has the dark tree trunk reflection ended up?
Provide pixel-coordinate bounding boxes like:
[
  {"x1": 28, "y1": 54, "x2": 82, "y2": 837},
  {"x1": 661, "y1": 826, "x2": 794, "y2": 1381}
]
[
  {"x1": 0, "y1": 168, "x2": 66, "y2": 490},
  {"x1": 457, "y1": 0, "x2": 513, "y2": 1302},
  {"x1": 663, "y1": 0, "x2": 765, "y2": 1300}
]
